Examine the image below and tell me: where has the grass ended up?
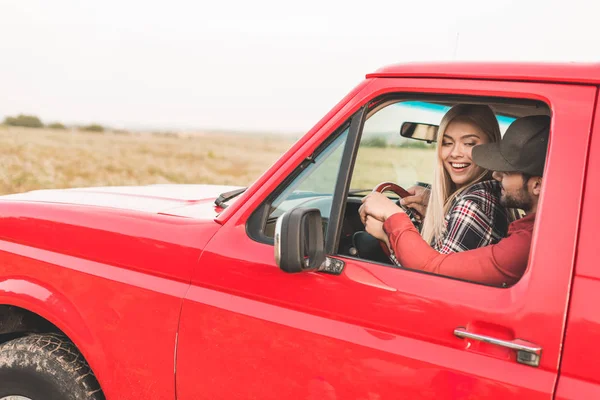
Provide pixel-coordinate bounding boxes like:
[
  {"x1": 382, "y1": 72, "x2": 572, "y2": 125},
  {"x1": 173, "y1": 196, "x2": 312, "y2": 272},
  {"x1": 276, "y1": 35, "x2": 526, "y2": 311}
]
[
  {"x1": 351, "y1": 146, "x2": 435, "y2": 190},
  {"x1": 0, "y1": 126, "x2": 435, "y2": 195}
]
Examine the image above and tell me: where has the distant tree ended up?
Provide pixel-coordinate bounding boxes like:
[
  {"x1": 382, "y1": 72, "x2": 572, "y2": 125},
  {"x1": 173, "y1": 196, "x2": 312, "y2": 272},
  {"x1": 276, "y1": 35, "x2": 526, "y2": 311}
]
[
  {"x1": 398, "y1": 140, "x2": 432, "y2": 149},
  {"x1": 81, "y1": 124, "x2": 105, "y2": 133},
  {"x1": 4, "y1": 114, "x2": 43, "y2": 128},
  {"x1": 362, "y1": 136, "x2": 388, "y2": 148},
  {"x1": 47, "y1": 122, "x2": 66, "y2": 129}
]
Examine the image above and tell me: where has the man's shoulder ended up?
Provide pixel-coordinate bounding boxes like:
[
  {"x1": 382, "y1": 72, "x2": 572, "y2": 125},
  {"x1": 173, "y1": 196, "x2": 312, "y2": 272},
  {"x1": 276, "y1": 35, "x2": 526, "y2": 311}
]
[{"x1": 508, "y1": 212, "x2": 536, "y2": 233}]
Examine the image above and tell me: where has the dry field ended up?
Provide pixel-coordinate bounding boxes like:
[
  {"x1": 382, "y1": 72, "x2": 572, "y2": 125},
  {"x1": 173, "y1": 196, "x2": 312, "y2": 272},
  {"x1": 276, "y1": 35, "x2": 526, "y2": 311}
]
[
  {"x1": 352, "y1": 146, "x2": 435, "y2": 190},
  {"x1": 0, "y1": 126, "x2": 434, "y2": 195}
]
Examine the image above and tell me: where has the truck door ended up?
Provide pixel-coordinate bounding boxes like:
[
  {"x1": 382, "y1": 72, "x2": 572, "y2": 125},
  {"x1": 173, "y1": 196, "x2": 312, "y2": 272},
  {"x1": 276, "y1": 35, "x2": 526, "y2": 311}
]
[
  {"x1": 555, "y1": 89, "x2": 600, "y2": 400},
  {"x1": 176, "y1": 78, "x2": 596, "y2": 399}
]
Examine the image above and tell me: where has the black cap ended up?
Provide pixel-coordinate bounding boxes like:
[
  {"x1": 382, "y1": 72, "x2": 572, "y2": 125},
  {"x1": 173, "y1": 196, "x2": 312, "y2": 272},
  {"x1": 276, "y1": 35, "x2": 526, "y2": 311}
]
[{"x1": 472, "y1": 115, "x2": 550, "y2": 176}]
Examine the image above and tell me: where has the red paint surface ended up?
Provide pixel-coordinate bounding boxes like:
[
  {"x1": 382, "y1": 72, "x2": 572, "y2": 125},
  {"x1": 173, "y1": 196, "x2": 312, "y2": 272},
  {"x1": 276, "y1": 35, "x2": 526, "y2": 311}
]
[
  {"x1": 368, "y1": 62, "x2": 600, "y2": 84},
  {"x1": 555, "y1": 90, "x2": 600, "y2": 400},
  {"x1": 0, "y1": 202, "x2": 220, "y2": 400}
]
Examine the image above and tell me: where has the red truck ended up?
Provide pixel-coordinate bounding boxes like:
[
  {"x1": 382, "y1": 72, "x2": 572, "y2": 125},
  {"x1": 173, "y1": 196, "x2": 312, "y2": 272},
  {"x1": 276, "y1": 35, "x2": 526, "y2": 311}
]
[{"x1": 0, "y1": 62, "x2": 598, "y2": 400}]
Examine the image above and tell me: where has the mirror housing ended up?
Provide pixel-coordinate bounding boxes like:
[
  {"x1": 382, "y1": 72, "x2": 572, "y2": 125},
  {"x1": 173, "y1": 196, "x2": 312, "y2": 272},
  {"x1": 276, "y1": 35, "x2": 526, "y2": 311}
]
[
  {"x1": 274, "y1": 208, "x2": 325, "y2": 273},
  {"x1": 400, "y1": 121, "x2": 438, "y2": 143}
]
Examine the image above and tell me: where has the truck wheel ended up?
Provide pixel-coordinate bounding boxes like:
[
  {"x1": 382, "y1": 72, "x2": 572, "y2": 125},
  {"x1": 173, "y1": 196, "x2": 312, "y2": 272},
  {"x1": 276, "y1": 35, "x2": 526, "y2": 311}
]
[{"x1": 0, "y1": 333, "x2": 105, "y2": 400}]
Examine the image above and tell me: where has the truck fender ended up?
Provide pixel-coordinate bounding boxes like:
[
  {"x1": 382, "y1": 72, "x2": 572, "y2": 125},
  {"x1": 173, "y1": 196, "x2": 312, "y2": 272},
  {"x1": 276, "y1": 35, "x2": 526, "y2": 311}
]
[{"x1": 0, "y1": 278, "x2": 109, "y2": 392}]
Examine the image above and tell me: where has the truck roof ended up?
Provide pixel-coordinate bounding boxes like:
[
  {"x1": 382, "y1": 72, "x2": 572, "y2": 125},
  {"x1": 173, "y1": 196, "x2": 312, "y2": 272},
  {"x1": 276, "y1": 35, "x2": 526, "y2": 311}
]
[{"x1": 367, "y1": 62, "x2": 600, "y2": 85}]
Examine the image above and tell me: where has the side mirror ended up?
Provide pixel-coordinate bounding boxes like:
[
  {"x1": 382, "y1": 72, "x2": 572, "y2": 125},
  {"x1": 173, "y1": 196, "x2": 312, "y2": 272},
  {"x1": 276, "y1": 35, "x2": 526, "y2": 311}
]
[
  {"x1": 400, "y1": 121, "x2": 438, "y2": 143},
  {"x1": 274, "y1": 208, "x2": 325, "y2": 273}
]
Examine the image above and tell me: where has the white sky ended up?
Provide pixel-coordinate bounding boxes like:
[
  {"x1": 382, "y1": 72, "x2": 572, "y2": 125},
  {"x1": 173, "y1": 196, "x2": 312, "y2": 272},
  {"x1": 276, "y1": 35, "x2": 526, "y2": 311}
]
[{"x1": 1, "y1": 0, "x2": 599, "y2": 133}]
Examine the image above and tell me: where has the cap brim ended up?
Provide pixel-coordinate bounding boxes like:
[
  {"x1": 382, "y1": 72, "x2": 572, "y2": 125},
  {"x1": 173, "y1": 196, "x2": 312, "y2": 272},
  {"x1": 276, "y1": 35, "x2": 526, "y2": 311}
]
[{"x1": 472, "y1": 142, "x2": 517, "y2": 173}]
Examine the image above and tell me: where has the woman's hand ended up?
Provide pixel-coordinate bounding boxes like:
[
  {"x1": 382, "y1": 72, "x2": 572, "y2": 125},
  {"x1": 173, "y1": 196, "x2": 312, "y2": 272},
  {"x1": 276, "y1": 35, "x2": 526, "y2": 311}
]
[
  {"x1": 399, "y1": 185, "x2": 431, "y2": 217},
  {"x1": 359, "y1": 192, "x2": 404, "y2": 224}
]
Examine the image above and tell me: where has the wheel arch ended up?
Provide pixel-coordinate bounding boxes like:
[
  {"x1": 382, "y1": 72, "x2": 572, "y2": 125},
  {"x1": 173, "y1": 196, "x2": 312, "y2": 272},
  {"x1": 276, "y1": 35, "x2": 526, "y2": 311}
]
[{"x1": 0, "y1": 278, "x2": 110, "y2": 396}]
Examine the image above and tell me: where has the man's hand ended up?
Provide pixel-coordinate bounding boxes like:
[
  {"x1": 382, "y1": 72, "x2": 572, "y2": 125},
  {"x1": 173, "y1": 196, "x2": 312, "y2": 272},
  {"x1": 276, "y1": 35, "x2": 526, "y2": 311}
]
[
  {"x1": 399, "y1": 185, "x2": 431, "y2": 217},
  {"x1": 364, "y1": 215, "x2": 391, "y2": 249},
  {"x1": 359, "y1": 192, "x2": 404, "y2": 225}
]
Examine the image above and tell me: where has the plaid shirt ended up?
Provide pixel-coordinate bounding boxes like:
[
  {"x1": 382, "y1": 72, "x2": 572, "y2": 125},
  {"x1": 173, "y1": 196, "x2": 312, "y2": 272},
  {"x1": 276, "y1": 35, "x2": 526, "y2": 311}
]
[{"x1": 431, "y1": 180, "x2": 509, "y2": 254}]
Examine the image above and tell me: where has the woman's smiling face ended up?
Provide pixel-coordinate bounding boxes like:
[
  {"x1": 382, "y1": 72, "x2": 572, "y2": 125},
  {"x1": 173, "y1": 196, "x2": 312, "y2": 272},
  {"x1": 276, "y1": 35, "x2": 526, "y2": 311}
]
[{"x1": 440, "y1": 119, "x2": 490, "y2": 188}]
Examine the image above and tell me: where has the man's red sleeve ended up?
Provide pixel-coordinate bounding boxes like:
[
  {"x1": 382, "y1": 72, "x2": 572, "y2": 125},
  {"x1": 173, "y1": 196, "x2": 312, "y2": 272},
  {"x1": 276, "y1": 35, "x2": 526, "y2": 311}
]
[{"x1": 383, "y1": 213, "x2": 531, "y2": 286}]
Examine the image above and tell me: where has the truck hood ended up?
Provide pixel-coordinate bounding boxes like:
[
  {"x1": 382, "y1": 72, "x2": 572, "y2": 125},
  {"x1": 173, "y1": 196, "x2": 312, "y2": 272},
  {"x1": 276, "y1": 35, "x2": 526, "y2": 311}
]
[{"x1": 0, "y1": 184, "x2": 244, "y2": 219}]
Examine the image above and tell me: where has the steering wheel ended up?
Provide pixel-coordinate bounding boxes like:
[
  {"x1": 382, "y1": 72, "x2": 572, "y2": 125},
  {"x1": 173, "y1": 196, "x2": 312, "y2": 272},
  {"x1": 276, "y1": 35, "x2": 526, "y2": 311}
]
[
  {"x1": 352, "y1": 182, "x2": 421, "y2": 264},
  {"x1": 372, "y1": 181, "x2": 422, "y2": 220},
  {"x1": 372, "y1": 181, "x2": 411, "y2": 197}
]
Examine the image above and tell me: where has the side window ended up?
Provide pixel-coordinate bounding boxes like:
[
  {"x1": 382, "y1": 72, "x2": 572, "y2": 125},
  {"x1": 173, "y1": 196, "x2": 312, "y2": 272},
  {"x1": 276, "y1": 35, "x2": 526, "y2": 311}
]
[
  {"x1": 259, "y1": 126, "x2": 349, "y2": 239},
  {"x1": 256, "y1": 94, "x2": 550, "y2": 288}
]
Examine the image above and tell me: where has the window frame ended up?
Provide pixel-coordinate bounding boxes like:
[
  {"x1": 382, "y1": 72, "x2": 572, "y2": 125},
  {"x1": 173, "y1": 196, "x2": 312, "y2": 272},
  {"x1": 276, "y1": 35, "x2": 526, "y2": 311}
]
[{"x1": 247, "y1": 91, "x2": 552, "y2": 281}]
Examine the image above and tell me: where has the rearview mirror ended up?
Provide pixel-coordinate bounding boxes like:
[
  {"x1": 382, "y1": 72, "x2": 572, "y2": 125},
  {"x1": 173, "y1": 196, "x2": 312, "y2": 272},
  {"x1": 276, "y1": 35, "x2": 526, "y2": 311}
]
[
  {"x1": 400, "y1": 121, "x2": 438, "y2": 143},
  {"x1": 274, "y1": 208, "x2": 325, "y2": 273}
]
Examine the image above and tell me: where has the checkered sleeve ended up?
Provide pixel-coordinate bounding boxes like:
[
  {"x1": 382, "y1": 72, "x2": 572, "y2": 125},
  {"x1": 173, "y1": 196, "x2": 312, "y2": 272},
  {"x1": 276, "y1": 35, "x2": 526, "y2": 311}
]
[{"x1": 436, "y1": 194, "x2": 498, "y2": 254}]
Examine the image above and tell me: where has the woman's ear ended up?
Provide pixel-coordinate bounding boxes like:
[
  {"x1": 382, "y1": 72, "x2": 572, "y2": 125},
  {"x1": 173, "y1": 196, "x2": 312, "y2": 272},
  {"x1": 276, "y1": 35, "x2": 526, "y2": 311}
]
[{"x1": 531, "y1": 177, "x2": 543, "y2": 196}]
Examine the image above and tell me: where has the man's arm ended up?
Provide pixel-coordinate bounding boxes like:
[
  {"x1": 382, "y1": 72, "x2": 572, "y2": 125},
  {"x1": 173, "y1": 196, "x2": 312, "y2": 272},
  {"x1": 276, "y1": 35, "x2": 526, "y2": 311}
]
[{"x1": 383, "y1": 213, "x2": 530, "y2": 286}]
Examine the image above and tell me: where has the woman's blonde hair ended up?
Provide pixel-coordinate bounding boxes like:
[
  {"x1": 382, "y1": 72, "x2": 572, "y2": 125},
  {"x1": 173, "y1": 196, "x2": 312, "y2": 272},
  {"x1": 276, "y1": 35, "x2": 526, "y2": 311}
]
[{"x1": 420, "y1": 104, "x2": 501, "y2": 245}]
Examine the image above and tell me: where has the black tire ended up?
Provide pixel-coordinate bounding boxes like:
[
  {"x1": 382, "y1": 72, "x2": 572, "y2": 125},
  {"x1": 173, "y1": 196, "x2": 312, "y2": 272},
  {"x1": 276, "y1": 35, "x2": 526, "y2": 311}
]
[{"x1": 0, "y1": 333, "x2": 105, "y2": 400}]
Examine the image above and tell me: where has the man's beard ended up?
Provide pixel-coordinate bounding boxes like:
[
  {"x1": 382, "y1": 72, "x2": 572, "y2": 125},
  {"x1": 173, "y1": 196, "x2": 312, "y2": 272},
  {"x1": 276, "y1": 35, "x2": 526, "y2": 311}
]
[{"x1": 500, "y1": 188, "x2": 533, "y2": 211}]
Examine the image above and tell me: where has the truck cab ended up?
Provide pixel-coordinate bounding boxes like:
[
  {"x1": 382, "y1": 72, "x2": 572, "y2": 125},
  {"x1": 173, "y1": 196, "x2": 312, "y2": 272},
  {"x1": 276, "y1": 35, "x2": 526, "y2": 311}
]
[{"x1": 178, "y1": 63, "x2": 600, "y2": 399}]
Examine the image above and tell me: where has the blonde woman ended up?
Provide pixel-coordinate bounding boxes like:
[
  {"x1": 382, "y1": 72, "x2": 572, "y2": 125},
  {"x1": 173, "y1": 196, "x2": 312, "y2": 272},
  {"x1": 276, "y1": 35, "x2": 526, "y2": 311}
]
[{"x1": 401, "y1": 104, "x2": 509, "y2": 254}]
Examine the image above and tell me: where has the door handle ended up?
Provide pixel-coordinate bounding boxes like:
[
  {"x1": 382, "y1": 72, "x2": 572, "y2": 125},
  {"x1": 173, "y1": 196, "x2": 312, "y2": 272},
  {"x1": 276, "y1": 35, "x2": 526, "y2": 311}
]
[{"x1": 454, "y1": 327, "x2": 542, "y2": 367}]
